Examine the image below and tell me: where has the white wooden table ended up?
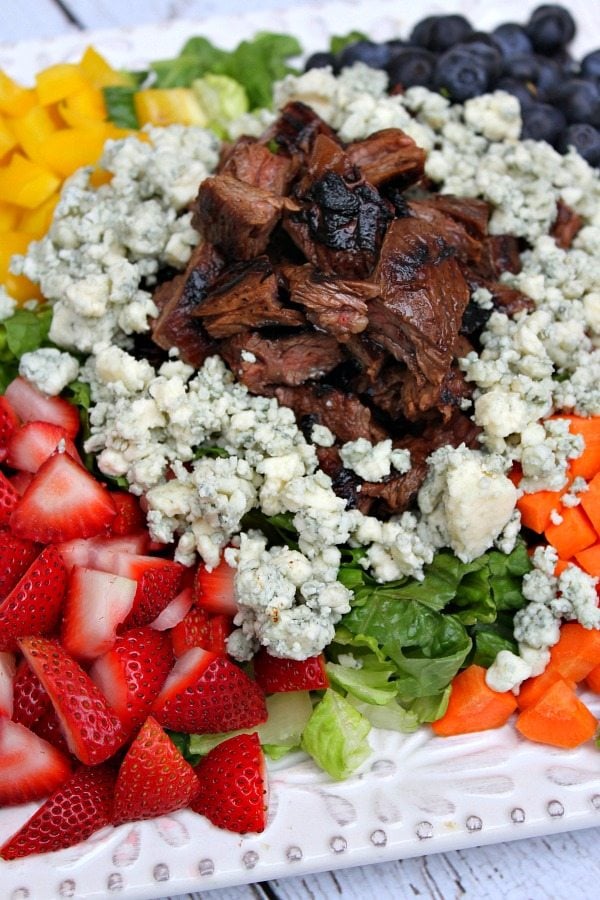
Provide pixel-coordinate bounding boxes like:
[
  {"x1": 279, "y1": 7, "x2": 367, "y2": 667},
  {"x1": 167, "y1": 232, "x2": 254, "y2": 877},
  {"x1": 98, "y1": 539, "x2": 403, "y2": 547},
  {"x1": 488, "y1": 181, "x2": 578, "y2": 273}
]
[{"x1": 2, "y1": 0, "x2": 600, "y2": 897}]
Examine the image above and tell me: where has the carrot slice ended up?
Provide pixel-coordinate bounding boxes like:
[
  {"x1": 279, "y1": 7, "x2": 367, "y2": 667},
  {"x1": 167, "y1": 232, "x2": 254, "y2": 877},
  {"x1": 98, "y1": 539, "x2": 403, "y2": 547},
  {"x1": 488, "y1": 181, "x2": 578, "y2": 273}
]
[
  {"x1": 544, "y1": 505, "x2": 597, "y2": 559},
  {"x1": 586, "y1": 662, "x2": 600, "y2": 694},
  {"x1": 518, "y1": 489, "x2": 563, "y2": 534},
  {"x1": 431, "y1": 665, "x2": 517, "y2": 737},
  {"x1": 554, "y1": 559, "x2": 571, "y2": 576},
  {"x1": 516, "y1": 669, "x2": 576, "y2": 710},
  {"x1": 516, "y1": 679, "x2": 597, "y2": 748},
  {"x1": 580, "y1": 472, "x2": 600, "y2": 538},
  {"x1": 565, "y1": 416, "x2": 600, "y2": 480},
  {"x1": 546, "y1": 622, "x2": 600, "y2": 682},
  {"x1": 574, "y1": 543, "x2": 600, "y2": 577}
]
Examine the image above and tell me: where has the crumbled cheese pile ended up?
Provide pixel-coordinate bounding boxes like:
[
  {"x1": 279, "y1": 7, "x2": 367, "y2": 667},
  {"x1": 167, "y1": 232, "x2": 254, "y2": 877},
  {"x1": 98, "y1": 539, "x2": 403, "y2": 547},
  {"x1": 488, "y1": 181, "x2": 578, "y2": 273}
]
[{"x1": 13, "y1": 126, "x2": 219, "y2": 353}]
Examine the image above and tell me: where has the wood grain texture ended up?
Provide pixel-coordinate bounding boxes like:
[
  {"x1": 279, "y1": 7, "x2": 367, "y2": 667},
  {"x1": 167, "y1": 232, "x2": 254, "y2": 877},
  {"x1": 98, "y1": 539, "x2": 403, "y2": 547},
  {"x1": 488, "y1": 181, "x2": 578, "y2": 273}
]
[{"x1": 4, "y1": 1, "x2": 600, "y2": 898}]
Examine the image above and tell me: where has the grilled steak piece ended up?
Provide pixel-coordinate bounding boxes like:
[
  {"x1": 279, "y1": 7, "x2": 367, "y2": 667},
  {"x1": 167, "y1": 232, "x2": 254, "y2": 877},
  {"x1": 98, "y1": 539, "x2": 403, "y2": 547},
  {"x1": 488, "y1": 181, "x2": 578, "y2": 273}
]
[
  {"x1": 194, "y1": 257, "x2": 305, "y2": 338},
  {"x1": 421, "y1": 194, "x2": 491, "y2": 241},
  {"x1": 476, "y1": 234, "x2": 522, "y2": 278},
  {"x1": 283, "y1": 264, "x2": 378, "y2": 340},
  {"x1": 219, "y1": 136, "x2": 294, "y2": 194},
  {"x1": 221, "y1": 331, "x2": 344, "y2": 394},
  {"x1": 408, "y1": 199, "x2": 484, "y2": 266},
  {"x1": 275, "y1": 384, "x2": 388, "y2": 444},
  {"x1": 191, "y1": 174, "x2": 299, "y2": 260},
  {"x1": 261, "y1": 101, "x2": 340, "y2": 159},
  {"x1": 151, "y1": 242, "x2": 224, "y2": 366},
  {"x1": 550, "y1": 198, "x2": 583, "y2": 249},
  {"x1": 345, "y1": 128, "x2": 426, "y2": 188}
]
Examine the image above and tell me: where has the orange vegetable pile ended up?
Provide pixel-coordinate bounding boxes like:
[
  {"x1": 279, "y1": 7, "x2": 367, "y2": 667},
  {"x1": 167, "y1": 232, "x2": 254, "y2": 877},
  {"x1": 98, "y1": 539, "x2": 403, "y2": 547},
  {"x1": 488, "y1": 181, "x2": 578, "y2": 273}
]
[{"x1": 0, "y1": 48, "x2": 133, "y2": 304}]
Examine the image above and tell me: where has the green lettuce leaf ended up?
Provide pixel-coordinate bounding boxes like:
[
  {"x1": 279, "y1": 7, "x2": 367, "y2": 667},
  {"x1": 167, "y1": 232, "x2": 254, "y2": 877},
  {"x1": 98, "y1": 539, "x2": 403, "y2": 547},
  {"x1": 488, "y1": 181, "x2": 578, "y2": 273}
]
[
  {"x1": 330, "y1": 31, "x2": 368, "y2": 55},
  {"x1": 326, "y1": 657, "x2": 398, "y2": 705},
  {"x1": 102, "y1": 86, "x2": 140, "y2": 129},
  {"x1": 347, "y1": 696, "x2": 420, "y2": 732},
  {"x1": 0, "y1": 305, "x2": 53, "y2": 393},
  {"x1": 301, "y1": 689, "x2": 371, "y2": 779}
]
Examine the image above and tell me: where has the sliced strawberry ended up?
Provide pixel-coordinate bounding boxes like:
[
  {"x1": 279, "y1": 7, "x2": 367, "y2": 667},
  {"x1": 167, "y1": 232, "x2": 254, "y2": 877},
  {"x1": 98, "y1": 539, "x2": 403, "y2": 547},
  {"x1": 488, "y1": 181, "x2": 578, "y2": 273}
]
[
  {"x1": 110, "y1": 491, "x2": 146, "y2": 536},
  {"x1": 0, "y1": 545, "x2": 68, "y2": 652},
  {"x1": 0, "y1": 470, "x2": 19, "y2": 525},
  {"x1": 4, "y1": 376, "x2": 80, "y2": 439},
  {"x1": 6, "y1": 420, "x2": 82, "y2": 473},
  {"x1": 208, "y1": 614, "x2": 234, "y2": 655},
  {"x1": 0, "y1": 718, "x2": 72, "y2": 807},
  {"x1": 10, "y1": 451, "x2": 117, "y2": 543},
  {"x1": 61, "y1": 567, "x2": 137, "y2": 660},
  {"x1": 12, "y1": 659, "x2": 52, "y2": 728},
  {"x1": 0, "y1": 651, "x2": 15, "y2": 717},
  {"x1": 253, "y1": 651, "x2": 329, "y2": 693},
  {"x1": 55, "y1": 531, "x2": 150, "y2": 570},
  {"x1": 113, "y1": 716, "x2": 199, "y2": 825},
  {"x1": 9, "y1": 470, "x2": 33, "y2": 496},
  {"x1": 150, "y1": 586, "x2": 193, "y2": 631},
  {"x1": 194, "y1": 557, "x2": 238, "y2": 616},
  {"x1": 191, "y1": 733, "x2": 267, "y2": 834},
  {"x1": 19, "y1": 636, "x2": 127, "y2": 765},
  {"x1": 0, "y1": 528, "x2": 40, "y2": 597},
  {"x1": 0, "y1": 764, "x2": 115, "y2": 860},
  {"x1": 0, "y1": 394, "x2": 19, "y2": 461},
  {"x1": 152, "y1": 646, "x2": 267, "y2": 734},
  {"x1": 89, "y1": 627, "x2": 173, "y2": 735},
  {"x1": 170, "y1": 606, "x2": 212, "y2": 657},
  {"x1": 92, "y1": 552, "x2": 184, "y2": 628},
  {"x1": 31, "y1": 705, "x2": 72, "y2": 756}
]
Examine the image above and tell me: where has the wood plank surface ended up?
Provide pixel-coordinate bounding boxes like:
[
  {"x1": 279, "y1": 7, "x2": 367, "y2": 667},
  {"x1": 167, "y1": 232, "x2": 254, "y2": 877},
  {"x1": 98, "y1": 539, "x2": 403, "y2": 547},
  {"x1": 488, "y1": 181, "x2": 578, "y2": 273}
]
[{"x1": 3, "y1": 1, "x2": 600, "y2": 898}]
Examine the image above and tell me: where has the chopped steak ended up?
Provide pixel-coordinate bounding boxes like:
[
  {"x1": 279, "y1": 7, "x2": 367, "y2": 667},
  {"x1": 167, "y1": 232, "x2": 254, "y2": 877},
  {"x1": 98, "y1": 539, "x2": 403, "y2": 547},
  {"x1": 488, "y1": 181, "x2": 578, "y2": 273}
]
[
  {"x1": 408, "y1": 199, "x2": 484, "y2": 266},
  {"x1": 283, "y1": 264, "x2": 378, "y2": 339},
  {"x1": 345, "y1": 128, "x2": 426, "y2": 188},
  {"x1": 221, "y1": 331, "x2": 344, "y2": 395},
  {"x1": 550, "y1": 198, "x2": 583, "y2": 249},
  {"x1": 151, "y1": 241, "x2": 223, "y2": 366},
  {"x1": 421, "y1": 194, "x2": 491, "y2": 241},
  {"x1": 477, "y1": 234, "x2": 523, "y2": 278},
  {"x1": 191, "y1": 174, "x2": 299, "y2": 260},
  {"x1": 261, "y1": 100, "x2": 339, "y2": 159},
  {"x1": 194, "y1": 257, "x2": 305, "y2": 338},
  {"x1": 219, "y1": 136, "x2": 294, "y2": 194},
  {"x1": 275, "y1": 384, "x2": 388, "y2": 444}
]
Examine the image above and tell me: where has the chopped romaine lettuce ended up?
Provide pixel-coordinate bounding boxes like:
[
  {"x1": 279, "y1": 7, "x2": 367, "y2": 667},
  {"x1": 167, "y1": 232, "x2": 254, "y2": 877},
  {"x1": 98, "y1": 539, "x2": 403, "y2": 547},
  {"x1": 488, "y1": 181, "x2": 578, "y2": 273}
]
[
  {"x1": 301, "y1": 688, "x2": 371, "y2": 780},
  {"x1": 0, "y1": 305, "x2": 53, "y2": 392}
]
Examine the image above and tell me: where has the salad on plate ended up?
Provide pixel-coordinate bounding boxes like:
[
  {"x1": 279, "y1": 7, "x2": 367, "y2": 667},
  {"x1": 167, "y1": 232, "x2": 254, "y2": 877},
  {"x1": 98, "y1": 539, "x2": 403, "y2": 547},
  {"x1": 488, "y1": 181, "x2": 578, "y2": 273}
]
[{"x1": 1, "y1": 0, "x2": 600, "y2": 868}]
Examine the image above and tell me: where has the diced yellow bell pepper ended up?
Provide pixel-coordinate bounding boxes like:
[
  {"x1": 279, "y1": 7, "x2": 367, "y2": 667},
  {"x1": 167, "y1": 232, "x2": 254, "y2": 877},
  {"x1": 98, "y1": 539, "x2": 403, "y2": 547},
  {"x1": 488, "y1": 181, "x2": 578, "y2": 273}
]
[
  {"x1": 59, "y1": 84, "x2": 106, "y2": 126},
  {"x1": 0, "y1": 71, "x2": 36, "y2": 117},
  {"x1": 0, "y1": 201, "x2": 19, "y2": 230},
  {"x1": 0, "y1": 231, "x2": 42, "y2": 302},
  {"x1": 0, "y1": 115, "x2": 16, "y2": 159},
  {"x1": 35, "y1": 63, "x2": 89, "y2": 106},
  {"x1": 89, "y1": 167, "x2": 113, "y2": 188},
  {"x1": 18, "y1": 193, "x2": 59, "y2": 238},
  {"x1": 10, "y1": 104, "x2": 58, "y2": 166},
  {"x1": 134, "y1": 88, "x2": 207, "y2": 127},
  {"x1": 0, "y1": 153, "x2": 60, "y2": 208},
  {"x1": 41, "y1": 123, "x2": 110, "y2": 178},
  {"x1": 80, "y1": 46, "x2": 133, "y2": 88}
]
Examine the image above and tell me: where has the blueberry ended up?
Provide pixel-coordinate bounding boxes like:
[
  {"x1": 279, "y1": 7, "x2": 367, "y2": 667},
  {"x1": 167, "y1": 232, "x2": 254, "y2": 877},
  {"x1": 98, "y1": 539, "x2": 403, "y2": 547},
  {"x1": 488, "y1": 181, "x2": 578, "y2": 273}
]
[
  {"x1": 534, "y1": 56, "x2": 566, "y2": 100},
  {"x1": 496, "y1": 77, "x2": 537, "y2": 109},
  {"x1": 525, "y1": 4, "x2": 576, "y2": 56},
  {"x1": 304, "y1": 51, "x2": 337, "y2": 72},
  {"x1": 581, "y1": 49, "x2": 600, "y2": 82},
  {"x1": 557, "y1": 123, "x2": 600, "y2": 165},
  {"x1": 521, "y1": 101, "x2": 567, "y2": 145},
  {"x1": 339, "y1": 40, "x2": 391, "y2": 71},
  {"x1": 458, "y1": 40, "x2": 503, "y2": 83},
  {"x1": 433, "y1": 46, "x2": 491, "y2": 101},
  {"x1": 491, "y1": 23, "x2": 533, "y2": 59},
  {"x1": 503, "y1": 53, "x2": 540, "y2": 83},
  {"x1": 553, "y1": 78, "x2": 600, "y2": 126},
  {"x1": 387, "y1": 47, "x2": 436, "y2": 89}
]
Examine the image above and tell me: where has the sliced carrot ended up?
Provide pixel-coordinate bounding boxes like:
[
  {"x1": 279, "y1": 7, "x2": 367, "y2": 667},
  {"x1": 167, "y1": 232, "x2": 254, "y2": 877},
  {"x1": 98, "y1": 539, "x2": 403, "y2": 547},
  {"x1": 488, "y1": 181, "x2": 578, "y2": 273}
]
[
  {"x1": 546, "y1": 622, "x2": 600, "y2": 683},
  {"x1": 564, "y1": 416, "x2": 600, "y2": 480},
  {"x1": 544, "y1": 505, "x2": 596, "y2": 559},
  {"x1": 516, "y1": 668, "x2": 576, "y2": 710},
  {"x1": 586, "y1": 662, "x2": 600, "y2": 694},
  {"x1": 515, "y1": 679, "x2": 597, "y2": 748},
  {"x1": 431, "y1": 665, "x2": 517, "y2": 737},
  {"x1": 554, "y1": 559, "x2": 571, "y2": 576},
  {"x1": 580, "y1": 472, "x2": 600, "y2": 538},
  {"x1": 518, "y1": 489, "x2": 563, "y2": 534},
  {"x1": 508, "y1": 464, "x2": 522, "y2": 487},
  {"x1": 574, "y1": 543, "x2": 600, "y2": 577}
]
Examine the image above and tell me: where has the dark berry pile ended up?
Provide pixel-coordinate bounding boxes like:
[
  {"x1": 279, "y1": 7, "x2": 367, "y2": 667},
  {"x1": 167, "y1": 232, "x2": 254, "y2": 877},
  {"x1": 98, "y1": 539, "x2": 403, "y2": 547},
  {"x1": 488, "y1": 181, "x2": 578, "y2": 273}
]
[{"x1": 305, "y1": 5, "x2": 600, "y2": 167}]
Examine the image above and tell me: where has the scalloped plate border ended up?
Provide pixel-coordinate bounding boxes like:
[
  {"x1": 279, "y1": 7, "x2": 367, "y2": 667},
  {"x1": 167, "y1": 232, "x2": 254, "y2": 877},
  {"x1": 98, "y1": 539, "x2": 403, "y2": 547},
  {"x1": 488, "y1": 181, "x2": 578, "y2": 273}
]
[{"x1": 2, "y1": 2, "x2": 600, "y2": 898}]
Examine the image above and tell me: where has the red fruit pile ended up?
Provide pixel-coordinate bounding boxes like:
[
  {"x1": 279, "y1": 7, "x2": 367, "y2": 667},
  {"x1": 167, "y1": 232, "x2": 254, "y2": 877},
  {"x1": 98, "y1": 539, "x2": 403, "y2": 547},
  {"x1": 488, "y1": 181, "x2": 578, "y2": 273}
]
[{"x1": 0, "y1": 376, "x2": 275, "y2": 859}]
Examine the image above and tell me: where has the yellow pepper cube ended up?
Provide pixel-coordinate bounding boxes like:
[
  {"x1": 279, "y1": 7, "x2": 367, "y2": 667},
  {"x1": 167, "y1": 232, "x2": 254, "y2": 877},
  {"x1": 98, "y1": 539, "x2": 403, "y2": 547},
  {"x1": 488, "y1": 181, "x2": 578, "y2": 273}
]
[
  {"x1": 18, "y1": 193, "x2": 59, "y2": 238},
  {"x1": 0, "y1": 71, "x2": 36, "y2": 117},
  {"x1": 0, "y1": 115, "x2": 16, "y2": 159},
  {"x1": 42, "y1": 124, "x2": 110, "y2": 178},
  {"x1": 0, "y1": 153, "x2": 60, "y2": 208},
  {"x1": 0, "y1": 201, "x2": 20, "y2": 230},
  {"x1": 59, "y1": 84, "x2": 106, "y2": 126},
  {"x1": 0, "y1": 231, "x2": 42, "y2": 302},
  {"x1": 134, "y1": 89, "x2": 207, "y2": 127},
  {"x1": 10, "y1": 105, "x2": 58, "y2": 166},
  {"x1": 35, "y1": 63, "x2": 89, "y2": 106},
  {"x1": 80, "y1": 46, "x2": 132, "y2": 88}
]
